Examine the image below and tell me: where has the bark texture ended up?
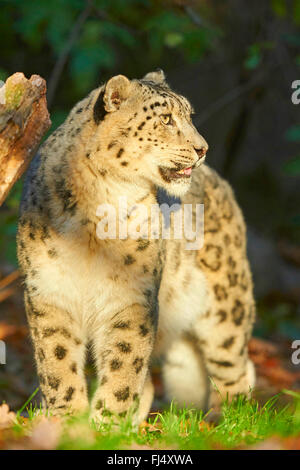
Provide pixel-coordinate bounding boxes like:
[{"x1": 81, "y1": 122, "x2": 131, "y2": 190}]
[{"x1": 0, "y1": 72, "x2": 51, "y2": 206}]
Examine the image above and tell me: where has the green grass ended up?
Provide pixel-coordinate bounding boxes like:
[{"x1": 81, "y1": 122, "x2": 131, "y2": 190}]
[{"x1": 5, "y1": 390, "x2": 300, "y2": 450}]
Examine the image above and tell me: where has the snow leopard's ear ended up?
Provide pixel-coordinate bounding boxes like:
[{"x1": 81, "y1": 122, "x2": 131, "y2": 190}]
[
  {"x1": 93, "y1": 75, "x2": 132, "y2": 123},
  {"x1": 143, "y1": 69, "x2": 167, "y2": 85},
  {"x1": 103, "y1": 75, "x2": 132, "y2": 112}
]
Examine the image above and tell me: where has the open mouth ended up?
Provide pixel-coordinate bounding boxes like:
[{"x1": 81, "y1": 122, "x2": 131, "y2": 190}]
[
  {"x1": 175, "y1": 167, "x2": 192, "y2": 177},
  {"x1": 159, "y1": 165, "x2": 193, "y2": 182}
]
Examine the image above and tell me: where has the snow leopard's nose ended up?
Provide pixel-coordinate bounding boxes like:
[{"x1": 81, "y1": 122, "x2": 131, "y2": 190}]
[
  {"x1": 194, "y1": 145, "x2": 208, "y2": 159},
  {"x1": 192, "y1": 132, "x2": 208, "y2": 158}
]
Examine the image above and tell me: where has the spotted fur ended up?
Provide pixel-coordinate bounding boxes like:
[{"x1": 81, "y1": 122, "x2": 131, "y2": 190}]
[{"x1": 17, "y1": 70, "x2": 255, "y2": 424}]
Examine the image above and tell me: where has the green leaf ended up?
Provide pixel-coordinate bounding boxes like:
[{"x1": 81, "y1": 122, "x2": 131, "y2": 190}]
[
  {"x1": 164, "y1": 32, "x2": 184, "y2": 48},
  {"x1": 70, "y1": 44, "x2": 115, "y2": 93},
  {"x1": 5, "y1": 179, "x2": 23, "y2": 210},
  {"x1": 283, "y1": 156, "x2": 300, "y2": 175},
  {"x1": 46, "y1": 5, "x2": 75, "y2": 54},
  {"x1": 80, "y1": 20, "x2": 101, "y2": 45},
  {"x1": 182, "y1": 29, "x2": 213, "y2": 62},
  {"x1": 0, "y1": 68, "x2": 9, "y2": 81},
  {"x1": 244, "y1": 44, "x2": 262, "y2": 69},
  {"x1": 282, "y1": 33, "x2": 300, "y2": 46},
  {"x1": 46, "y1": 109, "x2": 69, "y2": 136},
  {"x1": 285, "y1": 124, "x2": 300, "y2": 141},
  {"x1": 244, "y1": 42, "x2": 274, "y2": 70},
  {"x1": 291, "y1": 214, "x2": 300, "y2": 226},
  {"x1": 101, "y1": 22, "x2": 136, "y2": 49},
  {"x1": 293, "y1": 0, "x2": 300, "y2": 25},
  {"x1": 14, "y1": 2, "x2": 52, "y2": 50},
  {"x1": 271, "y1": 0, "x2": 287, "y2": 17},
  {"x1": 144, "y1": 11, "x2": 190, "y2": 32},
  {"x1": 71, "y1": 45, "x2": 115, "y2": 73}
]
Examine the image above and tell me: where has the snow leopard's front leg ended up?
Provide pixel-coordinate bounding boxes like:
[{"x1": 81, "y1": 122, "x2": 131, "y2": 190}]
[
  {"x1": 24, "y1": 291, "x2": 89, "y2": 415},
  {"x1": 91, "y1": 303, "x2": 156, "y2": 425}
]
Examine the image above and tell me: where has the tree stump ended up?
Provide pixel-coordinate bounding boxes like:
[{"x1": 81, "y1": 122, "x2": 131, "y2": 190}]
[{"x1": 0, "y1": 72, "x2": 51, "y2": 206}]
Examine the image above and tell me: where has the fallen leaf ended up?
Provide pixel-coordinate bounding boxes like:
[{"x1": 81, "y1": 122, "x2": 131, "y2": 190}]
[
  {"x1": 248, "y1": 437, "x2": 283, "y2": 450},
  {"x1": 139, "y1": 419, "x2": 162, "y2": 435},
  {"x1": 27, "y1": 416, "x2": 62, "y2": 450},
  {"x1": 0, "y1": 403, "x2": 16, "y2": 429},
  {"x1": 259, "y1": 364, "x2": 300, "y2": 387},
  {"x1": 282, "y1": 436, "x2": 300, "y2": 450},
  {"x1": 249, "y1": 337, "x2": 300, "y2": 388},
  {"x1": 198, "y1": 420, "x2": 213, "y2": 432},
  {"x1": 249, "y1": 337, "x2": 279, "y2": 356}
]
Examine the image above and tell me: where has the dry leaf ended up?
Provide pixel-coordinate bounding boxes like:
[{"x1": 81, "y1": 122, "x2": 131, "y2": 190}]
[
  {"x1": 249, "y1": 437, "x2": 283, "y2": 450},
  {"x1": 139, "y1": 419, "x2": 162, "y2": 435},
  {"x1": 249, "y1": 337, "x2": 300, "y2": 388},
  {"x1": 198, "y1": 420, "x2": 213, "y2": 432},
  {"x1": 27, "y1": 417, "x2": 62, "y2": 450},
  {"x1": 0, "y1": 403, "x2": 16, "y2": 429},
  {"x1": 282, "y1": 436, "x2": 300, "y2": 450},
  {"x1": 261, "y1": 366, "x2": 300, "y2": 388},
  {"x1": 248, "y1": 337, "x2": 279, "y2": 366}
]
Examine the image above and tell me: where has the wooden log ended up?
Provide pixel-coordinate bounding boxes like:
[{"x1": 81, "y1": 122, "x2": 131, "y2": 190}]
[{"x1": 0, "y1": 72, "x2": 51, "y2": 206}]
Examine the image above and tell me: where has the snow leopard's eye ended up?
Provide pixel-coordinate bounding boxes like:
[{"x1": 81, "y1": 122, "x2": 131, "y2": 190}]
[{"x1": 160, "y1": 114, "x2": 172, "y2": 125}]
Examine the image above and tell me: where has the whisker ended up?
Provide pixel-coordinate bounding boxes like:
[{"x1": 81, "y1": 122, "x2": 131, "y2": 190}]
[{"x1": 165, "y1": 153, "x2": 192, "y2": 160}]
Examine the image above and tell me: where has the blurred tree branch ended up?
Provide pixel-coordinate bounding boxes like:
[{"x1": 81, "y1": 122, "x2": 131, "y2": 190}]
[
  {"x1": 183, "y1": 5, "x2": 206, "y2": 27},
  {"x1": 194, "y1": 67, "x2": 270, "y2": 127},
  {"x1": 0, "y1": 270, "x2": 19, "y2": 290},
  {"x1": 0, "y1": 270, "x2": 19, "y2": 303},
  {"x1": 94, "y1": 7, "x2": 138, "y2": 35},
  {"x1": 47, "y1": 1, "x2": 93, "y2": 108}
]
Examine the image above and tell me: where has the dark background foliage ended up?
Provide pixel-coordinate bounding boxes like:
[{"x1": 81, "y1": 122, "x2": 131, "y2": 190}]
[{"x1": 0, "y1": 0, "x2": 299, "y2": 407}]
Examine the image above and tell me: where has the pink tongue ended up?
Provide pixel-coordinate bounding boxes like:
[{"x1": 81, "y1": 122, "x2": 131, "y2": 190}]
[{"x1": 184, "y1": 167, "x2": 192, "y2": 176}]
